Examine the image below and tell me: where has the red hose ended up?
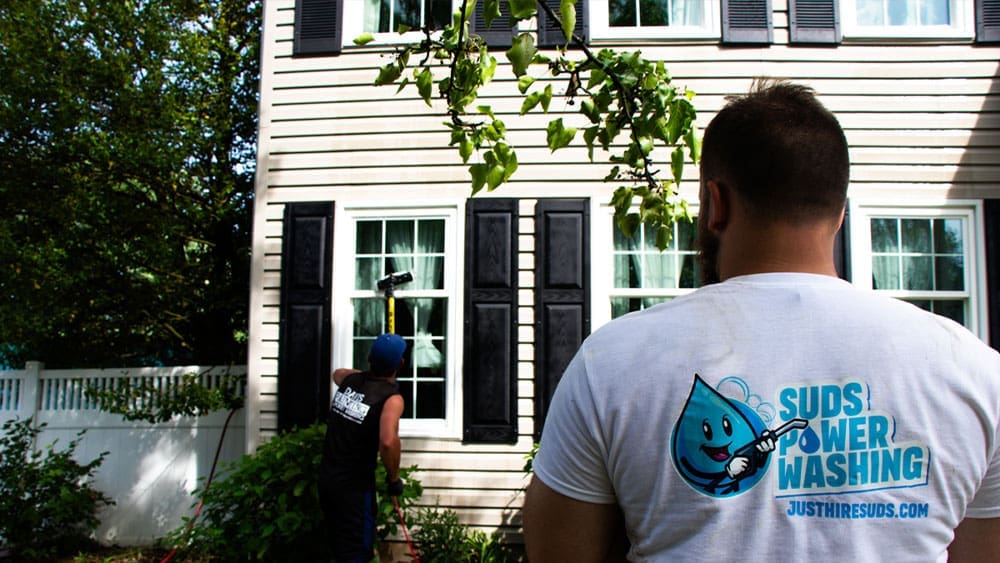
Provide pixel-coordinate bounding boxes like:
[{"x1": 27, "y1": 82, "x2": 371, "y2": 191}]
[{"x1": 393, "y1": 496, "x2": 420, "y2": 563}]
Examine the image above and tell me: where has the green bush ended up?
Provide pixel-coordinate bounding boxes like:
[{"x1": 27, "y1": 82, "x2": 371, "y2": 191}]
[
  {"x1": 412, "y1": 507, "x2": 519, "y2": 563},
  {"x1": 169, "y1": 422, "x2": 422, "y2": 560},
  {"x1": 0, "y1": 418, "x2": 112, "y2": 561}
]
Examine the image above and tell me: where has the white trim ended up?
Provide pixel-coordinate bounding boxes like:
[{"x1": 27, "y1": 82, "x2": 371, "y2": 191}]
[
  {"x1": 589, "y1": 0, "x2": 720, "y2": 40},
  {"x1": 333, "y1": 203, "x2": 464, "y2": 439},
  {"x1": 848, "y1": 199, "x2": 988, "y2": 342},
  {"x1": 840, "y1": 0, "x2": 974, "y2": 39}
]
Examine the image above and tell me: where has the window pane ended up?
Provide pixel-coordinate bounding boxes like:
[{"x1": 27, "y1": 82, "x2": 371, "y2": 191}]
[
  {"x1": 611, "y1": 297, "x2": 642, "y2": 318},
  {"x1": 418, "y1": 219, "x2": 445, "y2": 253},
  {"x1": 932, "y1": 300, "x2": 965, "y2": 325},
  {"x1": 920, "y1": 0, "x2": 949, "y2": 24},
  {"x1": 935, "y1": 256, "x2": 964, "y2": 291},
  {"x1": 357, "y1": 221, "x2": 382, "y2": 254},
  {"x1": 614, "y1": 254, "x2": 638, "y2": 288},
  {"x1": 610, "y1": 0, "x2": 638, "y2": 26},
  {"x1": 871, "y1": 218, "x2": 898, "y2": 252},
  {"x1": 394, "y1": 0, "x2": 421, "y2": 29},
  {"x1": 642, "y1": 297, "x2": 671, "y2": 309},
  {"x1": 872, "y1": 256, "x2": 900, "y2": 289},
  {"x1": 355, "y1": 258, "x2": 381, "y2": 289},
  {"x1": 901, "y1": 219, "x2": 931, "y2": 253},
  {"x1": 643, "y1": 252, "x2": 676, "y2": 288},
  {"x1": 934, "y1": 218, "x2": 962, "y2": 254},
  {"x1": 672, "y1": 0, "x2": 704, "y2": 24},
  {"x1": 677, "y1": 219, "x2": 696, "y2": 250},
  {"x1": 856, "y1": 0, "x2": 885, "y2": 24},
  {"x1": 353, "y1": 299, "x2": 385, "y2": 337},
  {"x1": 416, "y1": 382, "x2": 445, "y2": 418},
  {"x1": 639, "y1": 0, "x2": 669, "y2": 26},
  {"x1": 902, "y1": 256, "x2": 933, "y2": 290},
  {"x1": 427, "y1": 0, "x2": 451, "y2": 28},
  {"x1": 680, "y1": 255, "x2": 698, "y2": 288},
  {"x1": 887, "y1": 0, "x2": 914, "y2": 25},
  {"x1": 386, "y1": 220, "x2": 414, "y2": 253}
]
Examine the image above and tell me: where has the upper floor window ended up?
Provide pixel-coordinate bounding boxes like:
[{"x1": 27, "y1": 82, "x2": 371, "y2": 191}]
[
  {"x1": 591, "y1": 0, "x2": 720, "y2": 39},
  {"x1": 365, "y1": 0, "x2": 452, "y2": 33},
  {"x1": 842, "y1": 0, "x2": 973, "y2": 38},
  {"x1": 849, "y1": 203, "x2": 987, "y2": 339}
]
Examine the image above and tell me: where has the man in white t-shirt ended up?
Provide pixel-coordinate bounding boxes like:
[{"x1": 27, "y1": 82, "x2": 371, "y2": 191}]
[{"x1": 523, "y1": 80, "x2": 1000, "y2": 562}]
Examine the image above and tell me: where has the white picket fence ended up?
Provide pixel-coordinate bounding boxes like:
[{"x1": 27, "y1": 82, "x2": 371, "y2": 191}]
[{"x1": 0, "y1": 362, "x2": 247, "y2": 546}]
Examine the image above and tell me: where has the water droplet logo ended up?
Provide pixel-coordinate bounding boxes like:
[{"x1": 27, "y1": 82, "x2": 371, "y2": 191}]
[{"x1": 798, "y1": 426, "x2": 821, "y2": 454}]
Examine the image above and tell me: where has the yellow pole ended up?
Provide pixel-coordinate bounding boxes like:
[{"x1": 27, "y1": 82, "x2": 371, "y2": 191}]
[{"x1": 387, "y1": 293, "x2": 396, "y2": 334}]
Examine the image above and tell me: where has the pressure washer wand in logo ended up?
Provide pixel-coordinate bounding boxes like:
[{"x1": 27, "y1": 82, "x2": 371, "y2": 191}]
[{"x1": 733, "y1": 418, "x2": 809, "y2": 459}]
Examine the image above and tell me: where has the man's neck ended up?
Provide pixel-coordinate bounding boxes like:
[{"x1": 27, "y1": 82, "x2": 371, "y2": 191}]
[{"x1": 718, "y1": 220, "x2": 840, "y2": 281}]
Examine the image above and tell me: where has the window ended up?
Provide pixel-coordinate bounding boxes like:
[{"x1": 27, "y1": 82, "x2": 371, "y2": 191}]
[
  {"x1": 335, "y1": 207, "x2": 460, "y2": 437},
  {"x1": 591, "y1": 0, "x2": 720, "y2": 38},
  {"x1": 593, "y1": 208, "x2": 702, "y2": 326},
  {"x1": 841, "y1": 0, "x2": 973, "y2": 38},
  {"x1": 342, "y1": 0, "x2": 457, "y2": 44},
  {"x1": 850, "y1": 203, "x2": 987, "y2": 339}
]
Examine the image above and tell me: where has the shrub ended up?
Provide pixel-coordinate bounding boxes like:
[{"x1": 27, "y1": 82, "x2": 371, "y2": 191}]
[
  {"x1": 169, "y1": 422, "x2": 422, "y2": 560},
  {"x1": 0, "y1": 418, "x2": 112, "y2": 560},
  {"x1": 412, "y1": 507, "x2": 519, "y2": 563}
]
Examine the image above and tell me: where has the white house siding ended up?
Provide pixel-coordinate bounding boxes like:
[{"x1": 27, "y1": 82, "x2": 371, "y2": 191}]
[{"x1": 248, "y1": 0, "x2": 1000, "y2": 534}]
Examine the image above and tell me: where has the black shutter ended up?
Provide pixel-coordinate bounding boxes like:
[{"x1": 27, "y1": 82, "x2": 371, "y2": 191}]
[
  {"x1": 537, "y1": 0, "x2": 589, "y2": 47},
  {"x1": 534, "y1": 199, "x2": 590, "y2": 440},
  {"x1": 278, "y1": 203, "x2": 334, "y2": 431},
  {"x1": 977, "y1": 0, "x2": 1000, "y2": 42},
  {"x1": 294, "y1": 0, "x2": 344, "y2": 56},
  {"x1": 721, "y1": 0, "x2": 773, "y2": 44},
  {"x1": 835, "y1": 204, "x2": 850, "y2": 280},
  {"x1": 985, "y1": 200, "x2": 1000, "y2": 351},
  {"x1": 473, "y1": 0, "x2": 516, "y2": 47},
  {"x1": 789, "y1": 0, "x2": 841, "y2": 43},
  {"x1": 463, "y1": 199, "x2": 519, "y2": 443}
]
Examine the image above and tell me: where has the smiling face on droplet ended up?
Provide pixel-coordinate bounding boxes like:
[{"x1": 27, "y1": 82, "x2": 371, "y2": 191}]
[{"x1": 671, "y1": 375, "x2": 769, "y2": 496}]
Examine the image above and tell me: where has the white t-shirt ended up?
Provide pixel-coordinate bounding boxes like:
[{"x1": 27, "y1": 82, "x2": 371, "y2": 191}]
[{"x1": 533, "y1": 273, "x2": 1000, "y2": 562}]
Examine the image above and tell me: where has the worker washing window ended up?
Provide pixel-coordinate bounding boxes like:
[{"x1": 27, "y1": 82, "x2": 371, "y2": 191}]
[{"x1": 336, "y1": 206, "x2": 460, "y2": 437}]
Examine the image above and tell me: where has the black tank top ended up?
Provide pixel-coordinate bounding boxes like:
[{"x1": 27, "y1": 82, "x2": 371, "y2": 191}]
[{"x1": 319, "y1": 372, "x2": 401, "y2": 488}]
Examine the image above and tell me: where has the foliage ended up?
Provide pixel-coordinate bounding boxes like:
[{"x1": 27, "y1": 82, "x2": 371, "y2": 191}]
[
  {"x1": 84, "y1": 369, "x2": 245, "y2": 423},
  {"x1": 0, "y1": 418, "x2": 113, "y2": 560},
  {"x1": 365, "y1": 0, "x2": 699, "y2": 247},
  {"x1": 523, "y1": 441, "x2": 539, "y2": 473},
  {"x1": 412, "y1": 506, "x2": 520, "y2": 562},
  {"x1": 167, "y1": 422, "x2": 423, "y2": 560},
  {"x1": 375, "y1": 456, "x2": 425, "y2": 541},
  {"x1": 0, "y1": 0, "x2": 261, "y2": 368}
]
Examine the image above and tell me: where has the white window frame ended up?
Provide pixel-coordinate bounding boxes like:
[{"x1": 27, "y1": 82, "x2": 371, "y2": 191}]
[
  {"x1": 589, "y1": 0, "x2": 721, "y2": 40},
  {"x1": 342, "y1": 0, "x2": 464, "y2": 46},
  {"x1": 332, "y1": 203, "x2": 463, "y2": 439},
  {"x1": 592, "y1": 202, "x2": 701, "y2": 330},
  {"x1": 848, "y1": 199, "x2": 989, "y2": 342},
  {"x1": 840, "y1": 0, "x2": 973, "y2": 39}
]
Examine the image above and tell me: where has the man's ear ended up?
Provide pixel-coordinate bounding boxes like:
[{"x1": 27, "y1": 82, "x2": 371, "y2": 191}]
[{"x1": 706, "y1": 180, "x2": 729, "y2": 233}]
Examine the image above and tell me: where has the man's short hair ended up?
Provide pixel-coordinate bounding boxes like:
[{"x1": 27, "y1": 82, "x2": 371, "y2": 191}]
[{"x1": 700, "y1": 79, "x2": 850, "y2": 224}]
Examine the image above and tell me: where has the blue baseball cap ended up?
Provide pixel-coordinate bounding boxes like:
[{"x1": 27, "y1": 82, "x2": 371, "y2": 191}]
[{"x1": 369, "y1": 333, "x2": 406, "y2": 374}]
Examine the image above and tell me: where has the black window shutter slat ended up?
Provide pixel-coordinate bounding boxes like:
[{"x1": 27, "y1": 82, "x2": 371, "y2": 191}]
[
  {"x1": 985, "y1": 200, "x2": 1000, "y2": 351},
  {"x1": 977, "y1": 0, "x2": 1000, "y2": 42},
  {"x1": 789, "y1": 0, "x2": 840, "y2": 43},
  {"x1": 294, "y1": 0, "x2": 344, "y2": 56},
  {"x1": 537, "y1": 0, "x2": 589, "y2": 47},
  {"x1": 278, "y1": 203, "x2": 335, "y2": 431},
  {"x1": 463, "y1": 199, "x2": 519, "y2": 444},
  {"x1": 722, "y1": 0, "x2": 773, "y2": 44},
  {"x1": 534, "y1": 199, "x2": 590, "y2": 440},
  {"x1": 473, "y1": 0, "x2": 516, "y2": 47},
  {"x1": 835, "y1": 203, "x2": 850, "y2": 280}
]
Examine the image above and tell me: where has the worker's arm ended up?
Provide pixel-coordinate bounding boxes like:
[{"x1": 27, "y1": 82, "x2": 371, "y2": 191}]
[
  {"x1": 523, "y1": 475, "x2": 628, "y2": 563},
  {"x1": 332, "y1": 368, "x2": 360, "y2": 386},
  {"x1": 378, "y1": 394, "x2": 404, "y2": 482},
  {"x1": 949, "y1": 517, "x2": 1000, "y2": 562}
]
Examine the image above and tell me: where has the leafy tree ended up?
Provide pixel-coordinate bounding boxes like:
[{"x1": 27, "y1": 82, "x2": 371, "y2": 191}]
[
  {"x1": 361, "y1": 0, "x2": 700, "y2": 248},
  {"x1": 0, "y1": 0, "x2": 260, "y2": 368}
]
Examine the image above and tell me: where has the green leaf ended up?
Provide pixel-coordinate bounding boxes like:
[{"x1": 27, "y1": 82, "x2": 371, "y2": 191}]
[
  {"x1": 583, "y1": 126, "x2": 598, "y2": 161},
  {"x1": 477, "y1": 105, "x2": 495, "y2": 118},
  {"x1": 581, "y1": 98, "x2": 600, "y2": 123},
  {"x1": 415, "y1": 68, "x2": 433, "y2": 106},
  {"x1": 470, "y1": 163, "x2": 488, "y2": 195},
  {"x1": 375, "y1": 62, "x2": 402, "y2": 86},
  {"x1": 671, "y1": 146, "x2": 685, "y2": 185},
  {"x1": 520, "y1": 91, "x2": 542, "y2": 115},
  {"x1": 353, "y1": 33, "x2": 375, "y2": 46},
  {"x1": 508, "y1": 0, "x2": 538, "y2": 19},
  {"x1": 482, "y1": 0, "x2": 501, "y2": 28},
  {"x1": 685, "y1": 129, "x2": 702, "y2": 163},
  {"x1": 506, "y1": 33, "x2": 537, "y2": 77},
  {"x1": 517, "y1": 75, "x2": 536, "y2": 94},
  {"x1": 559, "y1": 0, "x2": 577, "y2": 43},
  {"x1": 655, "y1": 224, "x2": 672, "y2": 251},
  {"x1": 546, "y1": 118, "x2": 577, "y2": 152},
  {"x1": 638, "y1": 136, "x2": 654, "y2": 156},
  {"x1": 397, "y1": 24, "x2": 412, "y2": 34},
  {"x1": 540, "y1": 84, "x2": 553, "y2": 112}
]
